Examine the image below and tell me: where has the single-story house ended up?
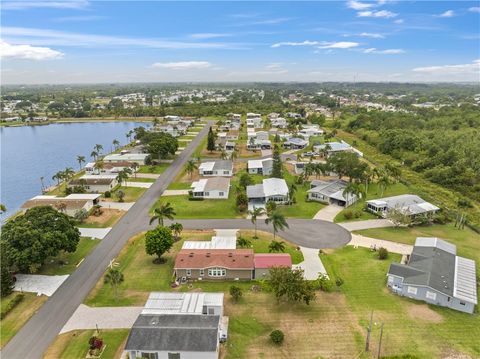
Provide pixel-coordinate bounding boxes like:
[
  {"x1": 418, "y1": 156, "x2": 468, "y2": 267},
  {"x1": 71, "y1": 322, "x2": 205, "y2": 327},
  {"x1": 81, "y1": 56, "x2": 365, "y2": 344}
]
[
  {"x1": 227, "y1": 113, "x2": 241, "y2": 121},
  {"x1": 199, "y1": 161, "x2": 233, "y2": 177},
  {"x1": 270, "y1": 117, "x2": 287, "y2": 128},
  {"x1": 225, "y1": 141, "x2": 236, "y2": 152},
  {"x1": 387, "y1": 237, "x2": 477, "y2": 314},
  {"x1": 254, "y1": 254, "x2": 292, "y2": 279},
  {"x1": 247, "y1": 158, "x2": 273, "y2": 176},
  {"x1": 246, "y1": 178, "x2": 289, "y2": 207},
  {"x1": 313, "y1": 141, "x2": 363, "y2": 157},
  {"x1": 85, "y1": 161, "x2": 134, "y2": 175},
  {"x1": 299, "y1": 125, "x2": 324, "y2": 137},
  {"x1": 175, "y1": 249, "x2": 255, "y2": 280},
  {"x1": 307, "y1": 179, "x2": 358, "y2": 207},
  {"x1": 156, "y1": 125, "x2": 182, "y2": 137},
  {"x1": 20, "y1": 194, "x2": 101, "y2": 217},
  {"x1": 141, "y1": 292, "x2": 224, "y2": 317},
  {"x1": 183, "y1": 236, "x2": 237, "y2": 250},
  {"x1": 246, "y1": 112, "x2": 261, "y2": 119},
  {"x1": 246, "y1": 117, "x2": 263, "y2": 129},
  {"x1": 68, "y1": 175, "x2": 118, "y2": 193},
  {"x1": 103, "y1": 153, "x2": 149, "y2": 165},
  {"x1": 190, "y1": 177, "x2": 230, "y2": 199},
  {"x1": 226, "y1": 130, "x2": 239, "y2": 140},
  {"x1": 366, "y1": 194, "x2": 439, "y2": 218},
  {"x1": 249, "y1": 130, "x2": 269, "y2": 141},
  {"x1": 283, "y1": 137, "x2": 309, "y2": 150},
  {"x1": 247, "y1": 139, "x2": 272, "y2": 151}
]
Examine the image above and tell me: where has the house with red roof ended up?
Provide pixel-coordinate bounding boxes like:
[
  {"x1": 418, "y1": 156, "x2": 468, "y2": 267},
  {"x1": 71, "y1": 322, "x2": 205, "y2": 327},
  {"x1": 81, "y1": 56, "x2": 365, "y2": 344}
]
[{"x1": 254, "y1": 253, "x2": 293, "y2": 279}]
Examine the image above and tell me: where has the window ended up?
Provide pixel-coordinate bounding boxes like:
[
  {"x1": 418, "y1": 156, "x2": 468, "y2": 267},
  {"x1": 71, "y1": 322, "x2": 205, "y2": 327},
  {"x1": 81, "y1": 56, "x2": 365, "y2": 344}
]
[
  {"x1": 199, "y1": 269, "x2": 204, "y2": 276},
  {"x1": 186, "y1": 269, "x2": 191, "y2": 276},
  {"x1": 141, "y1": 353, "x2": 158, "y2": 359},
  {"x1": 219, "y1": 192, "x2": 224, "y2": 196},
  {"x1": 460, "y1": 301, "x2": 466, "y2": 306},
  {"x1": 208, "y1": 268, "x2": 226, "y2": 277},
  {"x1": 223, "y1": 170, "x2": 229, "y2": 174},
  {"x1": 208, "y1": 308, "x2": 215, "y2": 315},
  {"x1": 204, "y1": 192, "x2": 209, "y2": 196},
  {"x1": 407, "y1": 286, "x2": 417, "y2": 295},
  {"x1": 426, "y1": 291, "x2": 436, "y2": 300},
  {"x1": 168, "y1": 353, "x2": 180, "y2": 359}
]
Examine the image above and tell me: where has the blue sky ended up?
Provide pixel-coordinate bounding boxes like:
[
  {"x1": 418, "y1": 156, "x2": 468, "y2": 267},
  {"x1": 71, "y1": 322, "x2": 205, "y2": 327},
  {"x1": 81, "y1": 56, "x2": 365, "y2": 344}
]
[{"x1": 1, "y1": 0, "x2": 479, "y2": 83}]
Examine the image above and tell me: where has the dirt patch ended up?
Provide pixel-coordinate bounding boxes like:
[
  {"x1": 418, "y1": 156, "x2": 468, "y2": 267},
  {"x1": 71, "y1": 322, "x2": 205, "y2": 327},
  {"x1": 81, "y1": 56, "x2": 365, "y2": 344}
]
[
  {"x1": 440, "y1": 350, "x2": 474, "y2": 359},
  {"x1": 407, "y1": 303, "x2": 444, "y2": 323},
  {"x1": 84, "y1": 209, "x2": 122, "y2": 225}
]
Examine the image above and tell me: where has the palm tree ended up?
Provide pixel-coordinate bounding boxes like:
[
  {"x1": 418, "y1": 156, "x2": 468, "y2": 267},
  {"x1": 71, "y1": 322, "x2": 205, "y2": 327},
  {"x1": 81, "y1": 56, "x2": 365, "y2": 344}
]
[
  {"x1": 169, "y1": 222, "x2": 183, "y2": 241},
  {"x1": 94, "y1": 144, "x2": 103, "y2": 155},
  {"x1": 52, "y1": 171, "x2": 63, "y2": 186},
  {"x1": 63, "y1": 167, "x2": 75, "y2": 181},
  {"x1": 185, "y1": 160, "x2": 198, "y2": 179},
  {"x1": 131, "y1": 162, "x2": 139, "y2": 178},
  {"x1": 112, "y1": 139, "x2": 120, "y2": 150},
  {"x1": 237, "y1": 237, "x2": 252, "y2": 248},
  {"x1": 230, "y1": 149, "x2": 238, "y2": 161},
  {"x1": 378, "y1": 174, "x2": 391, "y2": 197},
  {"x1": 90, "y1": 150, "x2": 98, "y2": 161},
  {"x1": 104, "y1": 268, "x2": 124, "y2": 301},
  {"x1": 116, "y1": 189, "x2": 125, "y2": 202},
  {"x1": 248, "y1": 206, "x2": 265, "y2": 238},
  {"x1": 288, "y1": 183, "x2": 297, "y2": 204},
  {"x1": 265, "y1": 210, "x2": 289, "y2": 240},
  {"x1": 268, "y1": 240, "x2": 286, "y2": 253},
  {"x1": 76, "y1": 155, "x2": 86, "y2": 171},
  {"x1": 115, "y1": 171, "x2": 128, "y2": 187},
  {"x1": 150, "y1": 202, "x2": 176, "y2": 226},
  {"x1": 94, "y1": 160, "x2": 104, "y2": 174},
  {"x1": 0, "y1": 203, "x2": 7, "y2": 214},
  {"x1": 220, "y1": 150, "x2": 228, "y2": 160},
  {"x1": 342, "y1": 182, "x2": 365, "y2": 206},
  {"x1": 121, "y1": 167, "x2": 132, "y2": 186},
  {"x1": 363, "y1": 167, "x2": 374, "y2": 195}
]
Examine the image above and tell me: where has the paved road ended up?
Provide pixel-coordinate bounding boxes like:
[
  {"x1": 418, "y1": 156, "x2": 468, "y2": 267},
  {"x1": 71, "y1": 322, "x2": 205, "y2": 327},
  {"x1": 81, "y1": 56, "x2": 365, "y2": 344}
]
[{"x1": 2, "y1": 122, "x2": 213, "y2": 359}]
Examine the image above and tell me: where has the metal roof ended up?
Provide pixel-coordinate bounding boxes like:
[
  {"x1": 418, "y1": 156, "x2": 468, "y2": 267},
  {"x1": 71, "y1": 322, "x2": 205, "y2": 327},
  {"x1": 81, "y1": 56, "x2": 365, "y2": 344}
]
[
  {"x1": 182, "y1": 236, "x2": 236, "y2": 250},
  {"x1": 367, "y1": 194, "x2": 439, "y2": 215},
  {"x1": 454, "y1": 257, "x2": 478, "y2": 304},
  {"x1": 142, "y1": 292, "x2": 224, "y2": 315}
]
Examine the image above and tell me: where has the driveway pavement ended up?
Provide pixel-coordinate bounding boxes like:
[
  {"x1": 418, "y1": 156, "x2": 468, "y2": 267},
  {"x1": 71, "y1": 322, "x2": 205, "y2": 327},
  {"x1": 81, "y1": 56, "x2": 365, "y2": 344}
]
[
  {"x1": 161, "y1": 190, "x2": 189, "y2": 196},
  {"x1": 60, "y1": 305, "x2": 143, "y2": 333},
  {"x1": 99, "y1": 201, "x2": 135, "y2": 210},
  {"x1": 313, "y1": 204, "x2": 343, "y2": 222},
  {"x1": 294, "y1": 247, "x2": 328, "y2": 280},
  {"x1": 14, "y1": 275, "x2": 69, "y2": 297},
  {"x1": 339, "y1": 219, "x2": 394, "y2": 231},
  {"x1": 78, "y1": 227, "x2": 111, "y2": 240},
  {"x1": 348, "y1": 234, "x2": 413, "y2": 255},
  {"x1": 135, "y1": 173, "x2": 160, "y2": 179},
  {"x1": 124, "y1": 181, "x2": 152, "y2": 188}
]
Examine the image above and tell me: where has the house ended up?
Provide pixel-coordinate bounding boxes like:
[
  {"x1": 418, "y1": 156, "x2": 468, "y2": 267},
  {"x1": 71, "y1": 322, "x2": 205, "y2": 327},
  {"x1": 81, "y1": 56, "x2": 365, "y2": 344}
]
[
  {"x1": 20, "y1": 194, "x2": 101, "y2": 217},
  {"x1": 283, "y1": 137, "x2": 309, "y2": 150},
  {"x1": 307, "y1": 179, "x2": 358, "y2": 207},
  {"x1": 271, "y1": 117, "x2": 287, "y2": 128},
  {"x1": 247, "y1": 158, "x2": 273, "y2": 176},
  {"x1": 294, "y1": 162, "x2": 307, "y2": 175},
  {"x1": 227, "y1": 113, "x2": 241, "y2": 121},
  {"x1": 246, "y1": 112, "x2": 261, "y2": 119},
  {"x1": 175, "y1": 249, "x2": 255, "y2": 280},
  {"x1": 199, "y1": 161, "x2": 233, "y2": 177},
  {"x1": 267, "y1": 112, "x2": 280, "y2": 120},
  {"x1": 103, "y1": 153, "x2": 149, "y2": 165},
  {"x1": 313, "y1": 141, "x2": 363, "y2": 157},
  {"x1": 84, "y1": 161, "x2": 134, "y2": 175},
  {"x1": 226, "y1": 130, "x2": 239, "y2": 140},
  {"x1": 246, "y1": 117, "x2": 263, "y2": 129},
  {"x1": 366, "y1": 194, "x2": 440, "y2": 218},
  {"x1": 299, "y1": 125, "x2": 324, "y2": 138},
  {"x1": 249, "y1": 130, "x2": 269, "y2": 141},
  {"x1": 141, "y1": 292, "x2": 224, "y2": 317},
  {"x1": 246, "y1": 178, "x2": 289, "y2": 208},
  {"x1": 387, "y1": 238, "x2": 477, "y2": 314},
  {"x1": 68, "y1": 175, "x2": 118, "y2": 193},
  {"x1": 156, "y1": 125, "x2": 182, "y2": 137},
  {"x1": 247, "y1": 139, "x2": 272, "y2": 151},
  {"x1": 225, "y1": 141, "x2": 236, "y2": 152},
  {"x1": 254, "y1": 254, "x2": 292, "y2": 279},
  {"x1": 190, "y1": 177, "x2": 230, "y2": 199},
  {"x1": 183, "y1": 236, "x2": 237, "y2": 250}
]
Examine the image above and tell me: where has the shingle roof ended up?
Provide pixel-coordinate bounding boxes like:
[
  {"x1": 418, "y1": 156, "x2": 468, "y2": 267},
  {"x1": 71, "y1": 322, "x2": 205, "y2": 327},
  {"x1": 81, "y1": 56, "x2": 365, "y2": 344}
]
[
  {"x1": 125, "y1": 314, "x2": 220, "y2": 352},
  {"x1": 254, "y1": 254, "x2": 292, "y2": 268},
  {"x1": 175, "y1": 249, "x2": 255, "y2": 269}
]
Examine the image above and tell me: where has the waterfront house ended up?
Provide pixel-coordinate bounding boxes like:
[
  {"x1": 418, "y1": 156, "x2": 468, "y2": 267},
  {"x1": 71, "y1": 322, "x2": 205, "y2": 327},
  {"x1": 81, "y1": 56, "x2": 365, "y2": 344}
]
[
  {"x1": 366, "y1": 194, "x2": 439, "y2": 218},
  {"x1": 307, "y1": 179, "x2": 357, "y2": 207},
  {"x1": 103, "y1": 153, "x2": 149, "y2": 165},
  {"x1": 198, "y1": 161, "x2": 233, "y2": 177},
  {"x1": 247, "y1": 158, "x2": 273, "y2": 176},
  {"x1": 85, "y1": 161, "x2": 134, "y2": 175},
  {"x1": 20, "y1": 194, "x2": 101, "y2": 216},
  {"x1": 68, "y1": 175, "x2": 118, "y2": 193},
  {"x1": 190, "y1": 177, "x2": 230, "y2": 199}
]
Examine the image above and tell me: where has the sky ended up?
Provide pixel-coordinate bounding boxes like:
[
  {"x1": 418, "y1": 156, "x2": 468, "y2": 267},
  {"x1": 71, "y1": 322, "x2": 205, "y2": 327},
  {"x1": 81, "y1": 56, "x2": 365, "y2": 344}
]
[{"x1": 1, "y1": 0, "x2": 479, "y2": 84}]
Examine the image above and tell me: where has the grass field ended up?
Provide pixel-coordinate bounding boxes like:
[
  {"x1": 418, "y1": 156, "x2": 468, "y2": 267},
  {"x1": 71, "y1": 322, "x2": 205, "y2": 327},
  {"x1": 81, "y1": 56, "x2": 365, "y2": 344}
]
[
  {"x1": 43, "y1": 329, "x2": 129, "y2": 359},
  {"x1": 137, "y1": 163, "x2": 170, "y2": 174},
  {"x1": 127, "y1": 177, "x2": 155, "y2": 183},
  {"x1": 113, "y1": 186, "x2": 146, "y2": 202},
  {"x1": 322, "y1": 246, "x2": 480, "y2": 358},
  {"x1": 0, "y1": 293, "x2": 48, "y2": 348}
]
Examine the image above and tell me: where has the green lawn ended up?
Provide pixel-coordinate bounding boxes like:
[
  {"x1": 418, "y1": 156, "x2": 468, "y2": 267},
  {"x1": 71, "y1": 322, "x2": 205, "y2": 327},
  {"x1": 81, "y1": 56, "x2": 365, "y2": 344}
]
[
  {"x1": 1, "y1": 293, "x2": 48, "y2": 348},
  {"x1": 44, "y1": 329, "x2": 128, "y2": 359},
  {"x1": 39, "y1": 238, "x2": 99, "y2": 275},
  {"x1": 114, "y1": 186, "x2": 146, "y2": 202},
  {"x1": 322, "y1": 246, "x2": 480, "y2": 358},
  {"x1": 126, "y1": 177, "x2": 156, "y2": 183},
  {"x1": 137, "y1": 163, "x2": 170, "y2": 174},
  {"x1": 167, "y1": 181, "x2": 192, "y2": 190},
  {"x1": 334, "y1": 182, "x2": 411, "y2": 223},
  {"x1": 354, "y1": 222, "x2": 480, "y2": 266}
]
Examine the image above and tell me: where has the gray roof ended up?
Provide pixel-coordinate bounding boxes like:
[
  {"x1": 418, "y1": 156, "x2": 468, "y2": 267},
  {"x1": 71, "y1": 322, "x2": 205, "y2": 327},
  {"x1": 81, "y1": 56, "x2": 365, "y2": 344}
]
[
  {"x1": 213, "y1": 160, "x2": 233, "y2": 171},
  {"x1": 125, "y1": 314, "x2": 220, "y2": 352},
  {"x1": 246, "y1": 184, "x2": 265, "y2": 198},
  {"x1": 367, "y1": 194, "x2": 439, "y2": 215}
]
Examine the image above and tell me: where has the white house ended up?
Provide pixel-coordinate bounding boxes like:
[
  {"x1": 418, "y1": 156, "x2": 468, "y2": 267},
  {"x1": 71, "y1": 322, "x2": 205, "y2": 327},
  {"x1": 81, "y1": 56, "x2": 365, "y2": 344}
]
[
  {"x1": 190, "y1": 177, "x2": 230, "y2": 199},
  {"x1": 68, "y1": 175, "x2": 118, "y2": 193},
  {"x1": 299, "y1": 125, "x2": 324, "y2": 138},
  {"x1": 247, "y1": 158, "x2": 273, "y2": 176},
  {"x1": 103, "y1": 153, "x2": 149, "y2": 165},
  {"x1": 20, "y1": 194, "x2": 101, "y2": 217},
  {"x1": 271, "y1": 117, "x2": 287, "y2": 128},
  {"x1": 246, "y1": 178, "x2": 289, "y2": 208},
  {"x1": 313, "y1": 141, "x2": 363, "y2": 157},
  {"x1": 198, "y1": 161, "x2": 233, "y2": 177},
  {"x1": 246, "y1": 117, "x2": 263, "y2": 129},
  {"x1": 85, "y1": 161, "x2": 134, "y2": 175},
  {"x1": 307, "y1": 179, "x2": 358, "y2": 207},
  {"x1": 366, "y1": 194, "x2": 439, "y2": 218},
  {"x1": 283, "y1": 137, "x2": 309, "y2": 150}
]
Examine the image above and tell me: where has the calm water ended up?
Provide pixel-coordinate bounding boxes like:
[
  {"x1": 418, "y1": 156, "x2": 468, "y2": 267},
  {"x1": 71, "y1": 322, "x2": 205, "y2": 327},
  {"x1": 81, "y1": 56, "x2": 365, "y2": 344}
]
[{"x1": 1, "y1": 121, "x2": 149, "y2": 220}]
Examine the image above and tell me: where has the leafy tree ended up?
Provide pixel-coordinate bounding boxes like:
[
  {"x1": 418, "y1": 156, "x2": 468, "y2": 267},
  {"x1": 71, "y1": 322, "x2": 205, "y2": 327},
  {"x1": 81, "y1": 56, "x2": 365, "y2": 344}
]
[
  {"x1": 146, "y1": 135, "x2": 178, "y2": 160},
  {"x1": 316, "y1": 274, "x2": 334, "y2": 292},
  {"x1": 270, "y1": 330, "x2": 285, "y2": 345},
  {"x1": 207, "y1": 127, "x2": 216, "y2": 152},
  {"x1": 268, "y1": 240, "x2": 286, "y2": 253},
  {"x1": 271, "y1": 145, "x2": 283, "y2": 178},
  {"x1": 248, "y1": 206, "x2": 265, "y2": 238},
  {"x1": 378, "y1": 247, "x2": 389, "y2": 260},
  {"x1": 145, "y1": 226, "x2": 174, "y2": 262},
  {"x1": 236, "y1": 236, "x2": 251, "y2": 248},
  {"x1": 185, "y1": 160, "x2": 198, "y2": 179},
  {"x1": 169, "y1": 222, "x2": 183, "y2": 241},
  {"x1": 76, "y1": 155, "x2": 86, "y2": 171},
  {"x1": 342, "y1": 182, "x2": 365, "y2": 205},
  {"x1": 116, "y1": 190, "x2": 125, "y2": 202},
  {"x1": 239, "y1": 173, "x2": 253, "y2": 188},
  {"x1": 386, "y1": 207, "x2": 412, "y2": 227},
  {"x1": 104, "y1": 268, "x2": 124, "y2": 301},
  {"x1": 327, "y1": 152, "x2": 367, "y2": 182},
  {"x1": 74, "y1": 208, "x2": 89, "y2": 223},
  {"x1": 268, "y1": 267, "x2": 315, "y2": 305},
  {"x1": 1, "y1": 244, "x2": 14, "y2": 297},
  {"x1": 236, "y1": 192, "x2": 248, "y2": 212},
  {"x1": 229, "y1": 285, "x2": 243, "y2": 303},
  {"x1": 265, "y1": 210, "x2": 289, "y2": 240},
  {"x1": 150, "y1": 202, "x2": 176, "y2": 226},
  {"x1": 265, "y1": 200, "x2": 277, "y2": 215},
  {"x1": 1, "y1": 206, "x2": 80, "y2": 273}
]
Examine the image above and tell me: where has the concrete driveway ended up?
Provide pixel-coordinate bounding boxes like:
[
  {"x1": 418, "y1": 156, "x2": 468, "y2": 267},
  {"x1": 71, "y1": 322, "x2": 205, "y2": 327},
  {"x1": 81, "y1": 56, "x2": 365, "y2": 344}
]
[
  {"x1": 340, "y1": 219, "x2": 394, "y2": 231},
  {"x1": 135, "y1": 173, "x2": 160, "y2": 179},
  {"x1": 99, "y1": 201, "x2": 134, "y2": 210},
  {"x1": 294, "y1": 247, "x2": 328, "y2": 280},
  {"x1": 313, "y1": 204, "x2": 343, "y2": 222},
  {"x1": 124, "y1": 181, "x2": 152, "y2": 188},
  {"x1": 161, "y1": 190, "x2": 189, "y2": 196},
  {"x1": 14, "y1": 274, "x2": 69, "y2": 297},
  {"x1": 78, "y1": 227, "x2": 111, "y2": 239},
  {"x1": 349, "y1": 234, "x2": 413, "y2": 255}
]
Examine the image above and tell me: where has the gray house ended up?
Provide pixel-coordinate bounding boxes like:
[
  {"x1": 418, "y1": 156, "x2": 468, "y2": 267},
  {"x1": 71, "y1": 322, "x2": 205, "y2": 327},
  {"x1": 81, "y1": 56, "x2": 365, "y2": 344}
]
[
  {"x1": 307, "y1": 179, "x2": 358, "y2": 207},
  {"x1": 366, "y1": 194, "x2": 440, "y2": 218},
  {"x1": 247, "y1": 158, "x2": 273, "y2": 176},
  {"x1": 198, "y1": 160, "x2": 233, "y2": 177},
  {"x1": 387, "y1": 237, "x2": 477, "y2": 314}
]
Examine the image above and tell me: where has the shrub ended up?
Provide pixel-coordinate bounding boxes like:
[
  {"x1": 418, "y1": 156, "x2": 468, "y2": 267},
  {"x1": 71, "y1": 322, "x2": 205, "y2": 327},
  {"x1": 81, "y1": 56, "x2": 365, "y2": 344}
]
[
  {"x1": 353, "y1": 209, "x2": 362, "y2": 218},
  {"x1": 378, "y1": 247, "x2": 389, "y2": 260},
  {"x1": 104, "y1": 191, "x2": 111, "y2": 198},
  {"x1": 343, "y1": 210, "x2": 353, "y2": 220},
  {"x1": 270, "y1": 329, "x2": 284, "y2": 345},
  {"x1": 316, "y1": 274, "x2": 334, "y2": 292},
  {"x1": 229, "y1": 285, "x2": 243, "y2": 303},
  {"x1": 335, "y1": 277, "x2": 344, "y2": 287},
  {"x1": 0, "y1": 293, "x2": 25, "y2": 319}
]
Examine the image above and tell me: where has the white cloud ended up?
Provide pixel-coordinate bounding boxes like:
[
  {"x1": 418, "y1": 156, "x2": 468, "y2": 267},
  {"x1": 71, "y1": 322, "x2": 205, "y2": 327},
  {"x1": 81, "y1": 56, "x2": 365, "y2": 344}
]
[
  {"x1": 54, "y1": 15, "x2": 107, "y2": 22},
  {"x1": 252, "y1": 17, "x2": 291, "y2": 25},
  {"x1": 469, "y1": 7, "x2": 480, "y2": 13},
  {"x1": 357, "y1": 10, "x2": 397, "y2": 18},
  {"x1": 190, "y1": 33, "x2": 231, "y2": 39},
  {"x1": 319, "y1": 41, "x2": 359, "y2": 49},
  {"x1": 271, "y1": 40, "x2": 320, "y2": 48},
  {"x1": 151, "y1": 61, "x2": 212, "y2": 70},
  {"x1": 412, "y1": 60, "x2": 480, "y2": 75},
  {"x1": 0, "y1": 40, "x2": 64, "y2": 60},
  {"x1": 363, "y1": 47, "x2": 405, "y2": 54},
  {"x1": 394, "y1": 19, "x2": 404, "y2": 24},
  {"x1": 2, "y1": 0, "x2": 88, "y2": 10},
  {"x1": 359, "y1": 32, "x2": 385, "y2": 38},
  {"x1": 347, "y1": 1, "x2": 375, "y2": 10},
  {"x1": 435, "y1": 10, "x2": 455, "y2": 18}
]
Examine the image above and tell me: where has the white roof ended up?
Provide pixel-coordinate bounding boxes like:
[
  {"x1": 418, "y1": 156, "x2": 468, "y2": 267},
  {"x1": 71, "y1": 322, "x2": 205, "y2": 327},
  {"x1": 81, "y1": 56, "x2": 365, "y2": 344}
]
[
  {"x1": 104, "y1": 153, "x2": 148, "y2": 161},
  {"x1": 65, "y1": 194, "x2": 101, "y2": 200},
  {"x1": 142, "y1": 292, "x2": 224, "y2": 315},
  {"x1": 199, "y1": 162, "x2": 215, "y2": 172},
  {"x1": 263, "y1": 178, "x2": 288, "y2": 197},
  {"x1": 415, "y1": 237, "x2": 456, "y2": 255},
  {"x1": 454, "y1": 256, "x2": 478, "y2": 304},
  {"x1": 32, "y1": 195, "x2": 56, "y2": 200},
  {"x1": 191, "y1": 179, "x2": 207, "y2": 192},
  {"x1": 182, "y1": 236, "x2": 236, "y2": 250},
  {"x1": 248, "y1": 159, "x2": 264, "y2": 169},
  {"x1": 81, "y1": 174, "x2": 117, "y2": 179}
]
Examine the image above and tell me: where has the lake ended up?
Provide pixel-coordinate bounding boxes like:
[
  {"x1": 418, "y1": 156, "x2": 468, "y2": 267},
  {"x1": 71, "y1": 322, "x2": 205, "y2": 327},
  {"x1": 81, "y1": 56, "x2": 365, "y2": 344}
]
[{"x1": 0, "y1": 121, "x2": 149, "y2": 220}]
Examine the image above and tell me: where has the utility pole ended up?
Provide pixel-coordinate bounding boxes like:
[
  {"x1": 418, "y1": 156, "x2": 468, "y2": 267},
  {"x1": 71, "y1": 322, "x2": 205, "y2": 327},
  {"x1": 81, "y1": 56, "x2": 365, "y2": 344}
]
[
  {"x1": 365, "y1": 310, "x2": 373, "y2": 352},
  {"x1": 377, "y1": 323, "x2": 384, "y2": 359}
]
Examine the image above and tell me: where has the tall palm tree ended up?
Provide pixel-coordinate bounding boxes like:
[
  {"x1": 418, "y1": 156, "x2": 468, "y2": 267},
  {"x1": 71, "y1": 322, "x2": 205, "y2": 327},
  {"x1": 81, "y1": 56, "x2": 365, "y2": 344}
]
[
  {"x1": 378, "y1": 174, "x2": 391, "y2": 197},
  {"x1": 94, "y1": 161, "x2": 105, "y2": 174},
  {"x1": 265, "y1": 210, "x2": 289, "y2": 240},
  {"x1": 52, "y1": 171, "x2": 63, "y2": 186},
  {"x1": 288, "y1": 183, "x2": 297, "y2": 204},
  {"x1": 185, "y1": 160, "x2": 198, "y2": 179},
  {"x1": 90, "y1": 150, "x2": 98, "y2": 161},
  {"x1": 104, "y1": 268, "x2": 124, "y2": 301},
  {"x1": 116, "y1": 170, "x2": 129, "y2": 187},
  {"x1": 63, "y1": 167, "x2": 75, "y2": 181},
  {"x1": 169, "y1": 222, "x2": 183, "y2": 241},
  {"x1": 230, "y1": 149, "x2": 238, "y2": 161},
  {"x1": 112, "y1": 139, "x2": 120, "y2": 150},
  {"x1": 248, "y1": 206, "x2": 265, "y2": 238},
  {"x1": 268, "y1": 240, "x2": 286, "y2": 253},
  {"x1": 131, "y1": 162, "x2": 139, "y2": 178},
  {"x1": 150, "y1": 202, "x2": 176, "y2": 226},
  {"x1": 76, "y1": 155, "x2": 86, "y2": 171},
  {"x1": 363, "y1": 167, "x2": 374, "y2": 195},
  {"x1": 342, "y1": 182, "x2": 365, "y2": 206},
  {"x1": 94, "y1": 144, "x2": 103, "y2": 154}
]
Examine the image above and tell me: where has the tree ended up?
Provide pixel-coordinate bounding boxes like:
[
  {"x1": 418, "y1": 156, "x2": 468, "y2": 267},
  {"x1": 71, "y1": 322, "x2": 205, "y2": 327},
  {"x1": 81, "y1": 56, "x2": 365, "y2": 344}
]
[
  {"x1": 0, "y1": 203, "x2": 6, "y2": 213},
  {"x1": 150, "y1": 202, "x2": 176, "y2": 226},
  {"x1": 1, "y1": 244, "x2": 14, "y2": 297},
  {"x1": 288, "y1": 183, "x2": 297, "y2": 204},
  {"x1": 239, "y1": 173, "x2": 253, "y2": 189},
  {"x1": 342, "y1": 182, "x2": 365, "y2": 206},
  {"x1": 145, "y1": 226, "x2": 174, "y2": 262},
  {"x1": 1, "y1": 206, "x2": 80, "y2": 273},
  {"x1": 265, "y1": 211, "x2": 289, "y2": 240},
  {"x1": 270, "y1": 330, "x2": 285, "y2": 345},
  {"x1": 74, "y1": 209, "x2": 89, "y2": 223},
  {"x1": 386, "y1": 206, "x2": 412, "y2": 227},
  {"x1": 94, "y1": 161, "x2": 104, "y2": 175},
  {"x1": 130, "y1": 162, "x2": 139, "y2": 178},
  {"x1": 112, "y1": 139, "x2": 120, "y2": 150},
  {"x1": 220, "y1": 150, "x2": 228, "y2": 160},
  {"x1": 327, "y1": 152, "x2": 367, "y2": 182},
  {"x1": 236, "y1": 192, "x2": 249, "y2": 212},
  {"x1": 265, "y1": 200, "x2": 277, "y2": 215},
  {"x1": 90, "y1": 150, "x2": 98, "y2": 161},
  {"x1": 76, "y1": 155, "x2": 86, "y2": 171},
  {"x1": 271, "y1": 145, "x2": 283, "y2": 178},
  {"x1": 230, "y1": 149, "x2": 238, "y2": 161},
  {"x1": 169, "y1": 222, "x2": 183, "y2": 241},
  {"x1": 52, "y1": 171, "x2": 64, "y2": 186},
  {"x1": 116, "y1": 170, "x2": 129, "y2": 187},
  {"x1": 377, "y1": 174, "x2": 391, "y2": 197},
  {"x1": 268, "y1": 267, "x2": 316, "y2": 305},
  {"x1": 116, "y1": 190, "x2": 125, "y2": 202},
  {"x1": 236, "y1": 236, "x2": 251, "y2": 248},
  {"x1": 94, "y1": 144, "x2": 103, "y2": 155},
  {"x1": 248, "y1": 206, "x2": 265, "y2": 238},
  {"x1": 269, "y1": 240, "x2": 286, "y2": 253},
  {"x1": 207, "y1": 127, "x2": 216, "y2": 152},
  {"x1": 104, "y1": 268, "x2": 124, "y2": 301},
  {"x1": 378, "y1": 247, "x2": 389, "y2": 260},
  {"x1": 185, "y1": 160, "x2": 198, "y2": 179},
  {"x1": 229, "y1": 285, "x2": 243, "y2": 303}
]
